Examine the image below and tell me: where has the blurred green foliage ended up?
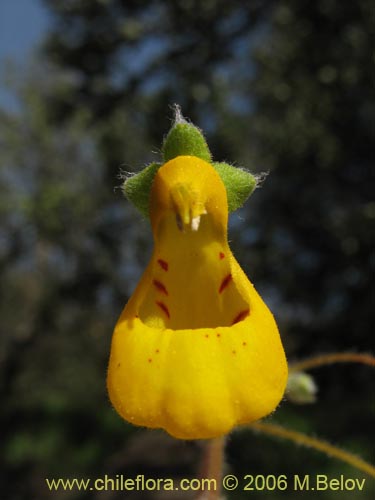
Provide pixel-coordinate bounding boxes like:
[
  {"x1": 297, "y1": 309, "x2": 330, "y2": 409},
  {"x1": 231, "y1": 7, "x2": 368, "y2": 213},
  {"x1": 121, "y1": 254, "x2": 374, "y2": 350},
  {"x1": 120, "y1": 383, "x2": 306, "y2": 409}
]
[{"x1": 0, "y1": 0, "x2": 373, "y2": 499}]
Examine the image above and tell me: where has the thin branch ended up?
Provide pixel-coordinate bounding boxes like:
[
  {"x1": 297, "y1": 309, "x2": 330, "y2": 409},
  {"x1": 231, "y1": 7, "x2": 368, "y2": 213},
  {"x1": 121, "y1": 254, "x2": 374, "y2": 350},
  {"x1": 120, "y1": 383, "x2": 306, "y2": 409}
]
[
  {"x1": 289, "y1": 352, "x2": 375, "y2": 373},
  {"x1": 249, "y1": 422, "x2": 375, "y2": 478}
]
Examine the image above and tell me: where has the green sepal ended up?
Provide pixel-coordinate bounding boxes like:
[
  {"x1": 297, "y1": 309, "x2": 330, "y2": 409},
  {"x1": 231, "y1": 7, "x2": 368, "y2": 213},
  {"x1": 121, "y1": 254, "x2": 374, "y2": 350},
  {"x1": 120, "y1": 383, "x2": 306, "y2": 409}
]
[
  {"x1": 123, "y1": 162, "x2": 161, "y2": 217},
  {"x1": 213, "y1": 162, "x2": 257, "y2": 212},
  {"x1": 162, "y1": 122, "x2": 211, "y2": 163}
]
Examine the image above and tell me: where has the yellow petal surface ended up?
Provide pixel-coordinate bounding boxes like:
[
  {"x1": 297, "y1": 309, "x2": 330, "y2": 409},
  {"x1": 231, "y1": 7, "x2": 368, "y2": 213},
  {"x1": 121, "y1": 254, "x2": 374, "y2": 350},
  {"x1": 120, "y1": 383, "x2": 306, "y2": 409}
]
[{"x1": 107, "y1": 156, "x2": 288, "y2": 439}]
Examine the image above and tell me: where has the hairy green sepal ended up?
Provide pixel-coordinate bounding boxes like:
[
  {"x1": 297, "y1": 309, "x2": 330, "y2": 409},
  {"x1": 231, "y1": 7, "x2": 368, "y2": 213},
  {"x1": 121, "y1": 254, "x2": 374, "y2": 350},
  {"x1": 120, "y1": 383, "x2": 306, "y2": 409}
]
[
  {"x1": 213, "y1": 162, "x2": 257, "y2": 212},
  {"x1": 122, "y1": 111, "x2": 258, "y2": 217},
  {"x1": 162, "y1": 122, "x2": 211, "y2": 163},
  {"x1": 123, "y1": 162, "x2": 161, "y2": 217}
]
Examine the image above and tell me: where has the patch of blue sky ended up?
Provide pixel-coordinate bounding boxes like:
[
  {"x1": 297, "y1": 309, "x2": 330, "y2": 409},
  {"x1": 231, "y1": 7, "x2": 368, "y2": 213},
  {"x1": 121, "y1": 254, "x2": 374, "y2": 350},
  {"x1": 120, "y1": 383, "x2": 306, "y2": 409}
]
[{"x1": 0, "y1": 0, "x2": 50, "y2": 110}]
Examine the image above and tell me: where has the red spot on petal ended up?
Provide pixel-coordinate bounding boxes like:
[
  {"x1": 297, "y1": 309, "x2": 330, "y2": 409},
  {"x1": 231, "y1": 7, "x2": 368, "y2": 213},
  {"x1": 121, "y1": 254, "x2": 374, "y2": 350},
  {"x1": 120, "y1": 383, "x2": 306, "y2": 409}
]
[
  {"x1": 219, "y1": 273, "x2": 232, "y2": 293},
  {"x1": 232, "y1": 350, "x2": 237, "y2": 355},
  {"x1": 153, "y1": 279, "x2": 168, "y2": 295},
  {"x1": 242, "y1": 342, "x2": 247, "y2": 347},
  {"x1": 156, "y1": 301, "x2": 170, "y2": 318},
  {"x1": 157, "y1": 259, "x2": 168, "y2": 271},
  {"x1": 232, "y1": 309, "x2": 250, "y2": 325},
  {"x1": 155, "y1": 349, "x2": 160, "y2": 354},
  {"x1": 216, "y1": 333, "x2": 221, "y2": 338},
  {"x1": 148, "y1": 358, "x2": 152, "y2": 363},
  {"x1": 205, "y1": 334, "x2": 209, "y2": 338},
  {"x1": 219, "y1": 252, "x2": 225, "y2": 260}
]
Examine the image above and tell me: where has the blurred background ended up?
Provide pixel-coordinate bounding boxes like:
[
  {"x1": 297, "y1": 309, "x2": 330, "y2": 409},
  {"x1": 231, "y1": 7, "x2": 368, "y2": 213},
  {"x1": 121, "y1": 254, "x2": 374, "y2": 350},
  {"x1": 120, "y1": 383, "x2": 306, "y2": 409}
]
[{"x1": 0, "y1": 1, "x2": 373, "y2": 499}]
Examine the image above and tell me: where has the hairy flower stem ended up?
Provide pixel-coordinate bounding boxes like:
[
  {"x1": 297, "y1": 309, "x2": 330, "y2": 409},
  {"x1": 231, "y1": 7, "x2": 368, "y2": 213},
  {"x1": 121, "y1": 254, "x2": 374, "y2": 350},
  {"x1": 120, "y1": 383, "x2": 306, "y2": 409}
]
[
  {"x1": 196, "y1": 437, "x2": 226, "y2": 499},
  {"x1": 289, "y1": 352, "x2": 375, "y2": 373},
  {"x1": 250, "y1": 422, "x2": 375, "y2": 477}
]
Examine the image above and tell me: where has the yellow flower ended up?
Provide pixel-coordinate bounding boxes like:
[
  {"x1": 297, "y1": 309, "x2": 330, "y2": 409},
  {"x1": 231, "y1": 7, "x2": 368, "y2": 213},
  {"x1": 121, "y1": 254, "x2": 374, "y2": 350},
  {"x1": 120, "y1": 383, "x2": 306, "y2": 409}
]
[{"x1": 107, "y1": 155, "x2": 288, "y2": 439}]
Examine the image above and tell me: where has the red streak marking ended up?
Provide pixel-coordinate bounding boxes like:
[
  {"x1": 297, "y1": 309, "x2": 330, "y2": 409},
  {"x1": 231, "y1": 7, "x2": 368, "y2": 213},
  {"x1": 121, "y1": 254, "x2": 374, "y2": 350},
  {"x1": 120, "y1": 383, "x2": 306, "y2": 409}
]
[
  {"x1": 153, "y1": 279, "x2": 168, "y2": 295},
  {"x1": 219, "y1": 252, "x2": 225, "y2": 260},
  {"x1": 219, "y1": 273, "x2": 232, "y2": 293},
  {"x1": 232, "y1": 309, "x2": 250, "y2": 325},
  {"x1": 156, "y1": 301, "x2": 170, "y2": 319},
  {"x1": 157, "y1": 259, "x2": 169, "y2": 271}
]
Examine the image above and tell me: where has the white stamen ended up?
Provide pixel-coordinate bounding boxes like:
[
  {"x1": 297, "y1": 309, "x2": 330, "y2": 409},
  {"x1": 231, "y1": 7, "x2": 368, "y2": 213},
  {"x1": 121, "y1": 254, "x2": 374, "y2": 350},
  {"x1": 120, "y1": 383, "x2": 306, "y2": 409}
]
[{"x1": 191, "y1": 215, "x2": 201, "y2": 231}]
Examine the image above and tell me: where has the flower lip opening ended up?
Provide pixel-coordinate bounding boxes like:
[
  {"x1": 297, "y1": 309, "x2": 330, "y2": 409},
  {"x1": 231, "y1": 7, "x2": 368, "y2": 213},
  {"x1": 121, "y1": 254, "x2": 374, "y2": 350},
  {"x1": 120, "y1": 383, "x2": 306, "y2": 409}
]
[
  {"x1": 136, "y1": 310, "x2": 251, "y2": 332},
  {"x1": 170, "y1": 182, "x2": 207, "y2": 232},
  {"x1": 137, "y1": 224, "x2": 250, "y2": 331}
]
